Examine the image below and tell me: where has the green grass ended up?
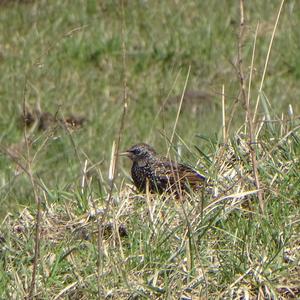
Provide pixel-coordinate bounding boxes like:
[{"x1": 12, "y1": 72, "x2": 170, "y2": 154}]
[{"x1": 0, "y1": 0, "x2": 300, "y2": 299}]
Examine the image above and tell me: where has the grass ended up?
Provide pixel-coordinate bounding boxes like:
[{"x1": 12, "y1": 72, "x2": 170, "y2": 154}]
[{"x1": 0, "y1": 0, "x2": 300, "y2": 299}]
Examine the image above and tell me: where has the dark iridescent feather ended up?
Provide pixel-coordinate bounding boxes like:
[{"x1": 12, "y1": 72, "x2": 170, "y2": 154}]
[{"x1": 121, "y1": 143, "x2": 206, "y2": 194}]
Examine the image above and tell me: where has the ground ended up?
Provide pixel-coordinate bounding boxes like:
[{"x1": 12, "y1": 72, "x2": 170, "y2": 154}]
[{"x1": 0, "y1": 1, "x2": 300, "y2": 299}]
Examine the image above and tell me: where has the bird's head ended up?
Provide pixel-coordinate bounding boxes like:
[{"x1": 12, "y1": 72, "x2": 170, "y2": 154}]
[{"x1": 120, "y1": 143, "x2": 156, "y2": 163}]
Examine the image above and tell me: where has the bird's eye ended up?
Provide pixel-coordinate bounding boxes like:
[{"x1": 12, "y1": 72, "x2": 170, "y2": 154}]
[{"x1": 131, "y1": 148, "x2": 140, "y2": 155}]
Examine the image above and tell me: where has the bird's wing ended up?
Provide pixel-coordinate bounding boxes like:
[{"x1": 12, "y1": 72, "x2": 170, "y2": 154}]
[
  {"x1": 155, "y1": 161, "x2": 206, "y2": 187},
  {"x1": 177, "y1": 163, "x2": 206, "y2": 184}
]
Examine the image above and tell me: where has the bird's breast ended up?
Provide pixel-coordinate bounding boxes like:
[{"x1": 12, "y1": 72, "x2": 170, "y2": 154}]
[{"x1": 131, "y1": 162, "x2": 150, "y2": 191}]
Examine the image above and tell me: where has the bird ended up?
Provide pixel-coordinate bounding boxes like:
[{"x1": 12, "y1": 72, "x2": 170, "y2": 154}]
[{"x1": 120, "y1": 143, "x2": 206, "y2": 195}]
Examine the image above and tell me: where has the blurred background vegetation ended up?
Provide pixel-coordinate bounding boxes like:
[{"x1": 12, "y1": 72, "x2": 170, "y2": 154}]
[{"x1": 0, "y1": 0, "x2": 299, "y2": 217}]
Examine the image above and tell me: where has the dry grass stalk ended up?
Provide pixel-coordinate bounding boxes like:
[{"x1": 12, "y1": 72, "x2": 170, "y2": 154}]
[{"x1": 237, "y1": 0, "x2": 264, "y2": 213}]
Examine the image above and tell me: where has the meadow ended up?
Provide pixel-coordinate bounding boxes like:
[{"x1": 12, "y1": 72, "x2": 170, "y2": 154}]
[{"x1": 0, "y1": 0, "x2": 299, "y2": 299}]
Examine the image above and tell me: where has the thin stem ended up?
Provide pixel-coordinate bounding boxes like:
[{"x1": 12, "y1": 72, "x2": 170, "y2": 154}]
[
  {"x1": 237, "y1": 0, "x2": 264, "y2": 213},
  {"x1": 253, "y1": 0, "x2": 285, "y2": 122},
  {"x1": 167, "y1": 65, "x2": 191, "y2": 156}
]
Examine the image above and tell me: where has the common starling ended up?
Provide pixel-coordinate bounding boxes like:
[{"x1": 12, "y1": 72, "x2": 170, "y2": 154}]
[{"x1": 120, "y1": 143, "x2": 206, "y2": 194}]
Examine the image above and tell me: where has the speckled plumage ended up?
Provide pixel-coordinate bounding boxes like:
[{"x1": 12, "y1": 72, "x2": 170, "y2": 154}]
[{"x1": 121, "y1": 143, "x2": 206, "y2": 194}]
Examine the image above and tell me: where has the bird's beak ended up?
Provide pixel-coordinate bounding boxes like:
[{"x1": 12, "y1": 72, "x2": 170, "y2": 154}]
[{"x1": 118, "y1": 151, "x2": 130, "y2": 157}]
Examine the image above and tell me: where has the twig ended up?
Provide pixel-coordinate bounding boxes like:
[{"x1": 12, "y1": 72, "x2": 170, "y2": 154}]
[
  {"x1": 221, "y1": 84, "x2": 226, "y2": 144},
  {"x1": 237, "y1": 0, "x2": 264, "y2": 212},
  {"x1": 22, "y1": 80, "x2": 42, "y2": 300},
  {"x1": 247, "y1": 23, "x2": 259, "y2": 124}
]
